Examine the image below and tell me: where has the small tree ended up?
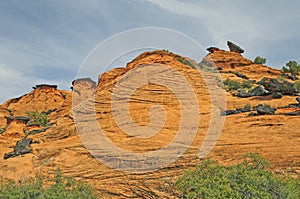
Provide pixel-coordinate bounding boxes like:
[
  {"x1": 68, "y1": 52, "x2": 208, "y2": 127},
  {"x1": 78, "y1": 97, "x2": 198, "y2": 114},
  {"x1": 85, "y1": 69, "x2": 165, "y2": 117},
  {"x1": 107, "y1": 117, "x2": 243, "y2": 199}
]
[
  {"x1": 253, "y1": 56, "x2": 266, "y2": 64},
  {"x1": 282, "y1": 60, "x2": 300, "y2": 80}
]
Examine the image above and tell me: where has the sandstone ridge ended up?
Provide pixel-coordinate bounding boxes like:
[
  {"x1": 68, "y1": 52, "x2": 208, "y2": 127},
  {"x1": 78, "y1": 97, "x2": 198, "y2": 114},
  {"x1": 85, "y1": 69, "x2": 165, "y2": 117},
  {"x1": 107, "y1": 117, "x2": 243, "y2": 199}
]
[{"x1": 0, "y1": 47, "x2": 299, "y2": 198}]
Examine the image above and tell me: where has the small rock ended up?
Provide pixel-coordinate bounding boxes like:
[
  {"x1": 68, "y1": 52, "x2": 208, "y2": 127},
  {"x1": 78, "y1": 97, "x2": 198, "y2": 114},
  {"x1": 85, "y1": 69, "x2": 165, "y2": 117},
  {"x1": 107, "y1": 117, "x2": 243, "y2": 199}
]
[
  {"x1": 206, "y1": 47, "x2": 220, "y2": 53},
  {"x1": 237, "y1": 107, "x2": 251, "y2": 113},
  {"x1": 221, "y1": 110, "x2": 239, "y2": 116},
  {"x1": 256, "y1": 104, "x2": 276, "y2": 115},
  {"x1": 272, "y1": 92, "x2": 283, "y2": 99},
  {"x1": 248, "y1": 112, "x2": 257, "y2": 117},
  {"x1": 286, "y1": 110, "x2": 300, "y2": 116}
]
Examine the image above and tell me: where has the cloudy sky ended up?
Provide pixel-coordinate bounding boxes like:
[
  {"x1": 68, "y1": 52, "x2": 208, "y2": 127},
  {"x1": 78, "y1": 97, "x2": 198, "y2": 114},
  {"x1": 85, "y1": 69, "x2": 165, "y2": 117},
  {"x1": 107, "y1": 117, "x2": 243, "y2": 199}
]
[{"x1": 0, "y1": 0, "x2": 299, "y2": 103}]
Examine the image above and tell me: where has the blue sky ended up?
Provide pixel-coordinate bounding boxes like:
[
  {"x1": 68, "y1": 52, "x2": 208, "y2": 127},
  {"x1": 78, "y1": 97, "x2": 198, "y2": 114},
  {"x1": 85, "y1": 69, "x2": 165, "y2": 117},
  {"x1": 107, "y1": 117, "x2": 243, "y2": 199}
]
[{"x1": 0, "y1": 0, "x2": 299, "y2": 103}]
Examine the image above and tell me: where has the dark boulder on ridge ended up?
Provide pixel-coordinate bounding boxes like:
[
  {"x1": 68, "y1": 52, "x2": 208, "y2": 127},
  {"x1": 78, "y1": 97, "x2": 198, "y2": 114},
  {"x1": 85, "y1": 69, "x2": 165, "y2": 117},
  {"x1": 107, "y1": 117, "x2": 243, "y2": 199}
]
[{"x1": 227, "y1": 41, "x2": 244, "y2": 54}]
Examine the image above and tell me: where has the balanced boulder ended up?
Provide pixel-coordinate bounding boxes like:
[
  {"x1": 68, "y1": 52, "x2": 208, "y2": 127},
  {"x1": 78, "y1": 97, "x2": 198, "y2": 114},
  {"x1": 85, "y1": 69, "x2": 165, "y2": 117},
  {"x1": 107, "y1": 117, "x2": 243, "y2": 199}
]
[{"x1": 227, "y1": 41, "x2": 244, "y2": 54}]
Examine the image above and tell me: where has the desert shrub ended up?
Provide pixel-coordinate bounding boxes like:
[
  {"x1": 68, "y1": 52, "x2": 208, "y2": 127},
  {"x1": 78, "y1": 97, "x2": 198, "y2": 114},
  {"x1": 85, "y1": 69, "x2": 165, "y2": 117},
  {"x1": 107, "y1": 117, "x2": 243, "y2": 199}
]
[
  {"x1": 223, "y1": 78, "x2": 242, "y2": 91},
  {"x1": 0, "y1": 124, "x2": 8, "y2": 135},
  {"x1": 0, "y1": 170, "x2": 98, "y2": 199},
  {"x1": 0, "y1": 128, "x2": 6, "y2": 134},
  {"x1": 277, "y1": 75, "x2": 287, "y2": 82},
  {"x1": 177, "y1": 57, "x2": 197, "y2": 68},
  {"x1": 294, "y1": 81, "x2": 300, "y2": 93},
  {"x1": 223, "y1": 79, "x2": 254, "y2": 92},
  {"x1": 241, "y1": 80, "x2": 254, "y2": 89},
  {"x1": 263, "y1": 104, "x2": 272, "y2": 108},
  {"x1": 244, "y1": 103, "x2": 252, "y2": 110},
  {"x1": 26, "y1": 111, "x2": 49, "y2": 127},
  {"x1": 176, "y1": 153, "x2": 299, "y2": 199},
  {"x1": 282, "y1": 60, "x2": 300, "y2": 80},
  {"x1": 254, "y1": 56, "x2": 266, "y2": 64}
]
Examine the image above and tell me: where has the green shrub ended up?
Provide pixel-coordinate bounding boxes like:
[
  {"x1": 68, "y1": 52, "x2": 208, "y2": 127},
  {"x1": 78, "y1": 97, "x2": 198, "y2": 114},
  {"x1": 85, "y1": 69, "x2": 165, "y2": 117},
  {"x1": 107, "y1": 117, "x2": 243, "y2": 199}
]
[
  {"x1": 244, "y1": 103, "x2": 252, "y2": 110},
  {"x1": 294, "y1": 81, "x2": 300, "y2": 93},
  {"x1": 176, "y1": 153, "x2": 299, "y2": 199},
  {"x1": 282, "y1": 60, "x2": 300, "y2": 80},
  {"x1": 0, "y1": 170, "x2": 99, "y2": 199},
  {"x1": 177, "y1": 57, "x2": 197, "y2": 68},
  {"x1": 223, "y1": 78, "x2": 242, "y2": 91},
  {"x1": 277, "y1": 75, "x2": 287, "y2": 82},
  {"x1": 223, "y1": 79, "x2": 254, "y2": 92},
  {"x1": 26, "y1": 111, "x2": 49, "y2": 127},
  {"x1": 253, "y1": 56, "x2": 266, "y2": 64},
  {"x1": 241, "y1": 80, "x2": 254, "y2": 89},
  {"x1": 0, "y1": 124, "x2": 8, "y2": 135},
  {"x1": 0, "y1": 128, "x2": 6, "y2": 134}
]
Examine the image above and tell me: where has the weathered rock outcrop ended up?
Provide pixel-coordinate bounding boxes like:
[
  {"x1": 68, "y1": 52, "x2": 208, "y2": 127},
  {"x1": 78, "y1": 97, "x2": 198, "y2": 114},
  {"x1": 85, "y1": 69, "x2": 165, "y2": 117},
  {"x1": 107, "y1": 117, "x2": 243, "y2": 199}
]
[
  {"x1": 71, "y1": 78, "x2": 96, "y2": 106},
  {"x1": 236, "y1": 86, "x2": 269, "y2": 98},
  {"x1": 201, "y1": 49, "x2": 281, "y2": 80},
  {"x1": 259, "y1": 77, "x2": 297, "y2": 95},
  {"x1": 4, "y1": 138, "x2": 33, "y2": 159}
]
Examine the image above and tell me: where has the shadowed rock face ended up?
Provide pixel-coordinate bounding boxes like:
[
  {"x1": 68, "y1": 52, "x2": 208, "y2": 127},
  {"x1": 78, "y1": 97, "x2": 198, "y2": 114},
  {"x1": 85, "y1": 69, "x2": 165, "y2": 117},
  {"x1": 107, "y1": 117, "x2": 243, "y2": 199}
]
[{"x1": 5, "y1": 116, "x2": 30, "y2": 125}]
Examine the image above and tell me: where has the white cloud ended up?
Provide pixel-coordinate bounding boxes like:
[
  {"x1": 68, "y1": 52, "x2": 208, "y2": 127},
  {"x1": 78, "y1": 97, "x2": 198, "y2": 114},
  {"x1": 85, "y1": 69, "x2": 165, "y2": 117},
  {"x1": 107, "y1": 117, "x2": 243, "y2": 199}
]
[
  {"x1": 144, "y1": 0, "x2": 261, "y2": 45},
  {"x1": 144, "y1": 0, "x2": 300, "y2": 66},
  {"x1": 0, "y1": 64, "x2": 69, "y2": 103}
]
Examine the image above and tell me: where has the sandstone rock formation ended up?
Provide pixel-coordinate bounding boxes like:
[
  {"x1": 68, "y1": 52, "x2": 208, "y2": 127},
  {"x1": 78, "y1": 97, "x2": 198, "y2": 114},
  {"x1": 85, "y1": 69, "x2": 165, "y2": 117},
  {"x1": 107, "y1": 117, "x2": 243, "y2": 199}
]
[
  {"x1": 0, "y1": 48, "x2": 299, "y2": 198},
  {"x1": 71, "y1": 78, "x2": 96, "y2": 106}
]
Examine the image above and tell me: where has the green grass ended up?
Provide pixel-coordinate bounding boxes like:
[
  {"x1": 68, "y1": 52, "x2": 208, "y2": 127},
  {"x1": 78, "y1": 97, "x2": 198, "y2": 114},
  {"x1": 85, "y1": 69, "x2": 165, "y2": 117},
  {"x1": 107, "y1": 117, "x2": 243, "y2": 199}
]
[
  {"x1": 176, "y1": 153, "x2": 299, "y2": 199},
  {"x1": 0, "y1": 170, "x2": 99, "y2": 199}
]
